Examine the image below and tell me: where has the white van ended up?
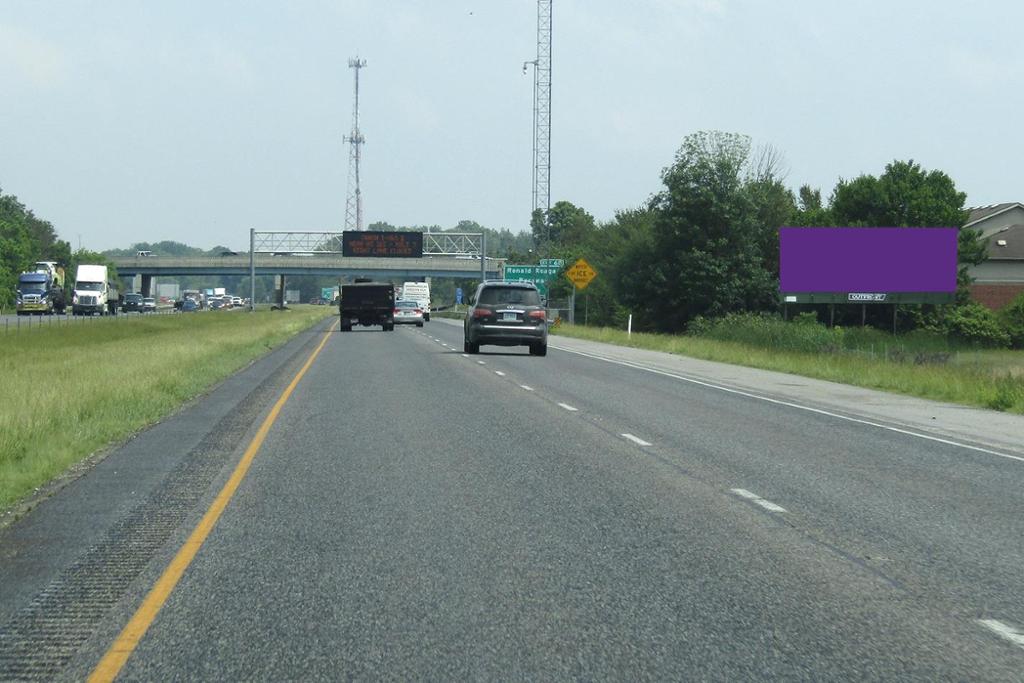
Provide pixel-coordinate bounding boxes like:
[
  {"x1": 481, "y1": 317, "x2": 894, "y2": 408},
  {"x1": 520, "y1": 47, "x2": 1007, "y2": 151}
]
[{"x1": 401, "y1": 282, "x2": 431, "y2": 321}]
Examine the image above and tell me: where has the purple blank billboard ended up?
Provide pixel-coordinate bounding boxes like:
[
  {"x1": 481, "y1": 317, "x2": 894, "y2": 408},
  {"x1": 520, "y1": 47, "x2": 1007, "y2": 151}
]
[{"x1": 779, "y1": 227, "x2": 958, "y2": 293}]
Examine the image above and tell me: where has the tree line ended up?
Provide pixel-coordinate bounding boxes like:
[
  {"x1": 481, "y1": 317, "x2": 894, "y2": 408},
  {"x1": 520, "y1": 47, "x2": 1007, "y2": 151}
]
[
  {"x1": 0, "y1": 187, "x2": 76, "y2": 308},
  {"x1": 4, "y1": 129, "x2": 1019, "y2": 345},
  {"x1": 519, "y1": 130, "x2": 1018, "y2": 346}
]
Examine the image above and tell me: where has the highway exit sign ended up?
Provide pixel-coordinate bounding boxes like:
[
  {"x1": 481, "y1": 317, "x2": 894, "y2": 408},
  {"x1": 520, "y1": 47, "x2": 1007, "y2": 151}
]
[
  {"x1": 502, "y1": 264, "x2": 560, "y2": 297},
  {"x1": 566, "y1": 258, "x2": 597, "y2": 290}
]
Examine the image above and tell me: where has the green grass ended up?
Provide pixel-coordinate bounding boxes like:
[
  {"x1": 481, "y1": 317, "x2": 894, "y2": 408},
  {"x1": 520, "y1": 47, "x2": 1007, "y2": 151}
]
[
  {"x1": 0, "y1": 306, "x2": 335, "y2": 510},
  {"x1": 551, "y1": 324, "x2": 1024, "y2": 415}
]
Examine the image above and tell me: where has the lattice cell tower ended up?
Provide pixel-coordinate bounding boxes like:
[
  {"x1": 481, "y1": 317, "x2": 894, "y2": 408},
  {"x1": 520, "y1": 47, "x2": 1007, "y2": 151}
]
[
  {"x1": 344, "y1": 57, "x2": 367, "y2": 231},
  {"x1": 532, "y1": 0, "x2": 552, "y2": 233}
]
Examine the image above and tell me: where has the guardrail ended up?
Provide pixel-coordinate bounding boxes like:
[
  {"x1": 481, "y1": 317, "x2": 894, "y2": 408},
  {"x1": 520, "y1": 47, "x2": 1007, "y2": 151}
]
[{"x1": 0, "y1": 308, "x2": 180, "y2": 334}]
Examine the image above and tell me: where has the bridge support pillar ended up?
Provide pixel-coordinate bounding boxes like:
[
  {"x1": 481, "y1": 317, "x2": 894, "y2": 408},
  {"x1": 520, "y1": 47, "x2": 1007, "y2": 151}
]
[
  {"x1": 141, "y1": 275, "x2": 153, "y2": 298},
  {"x1": 277, "y1": 274, "x2": 286, "y2": 309}
]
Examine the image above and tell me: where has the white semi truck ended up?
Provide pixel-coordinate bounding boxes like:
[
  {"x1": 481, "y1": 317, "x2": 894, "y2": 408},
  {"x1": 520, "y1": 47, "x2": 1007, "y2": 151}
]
[{"x1": 72, "y1": 264, "x2": 120, "y2": 316}]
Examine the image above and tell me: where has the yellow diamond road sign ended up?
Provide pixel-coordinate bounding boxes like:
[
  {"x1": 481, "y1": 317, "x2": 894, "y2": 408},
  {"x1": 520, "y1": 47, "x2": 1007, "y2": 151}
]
[{"x1": 566, "y1": 258, "x2": 597, "y2": 290}]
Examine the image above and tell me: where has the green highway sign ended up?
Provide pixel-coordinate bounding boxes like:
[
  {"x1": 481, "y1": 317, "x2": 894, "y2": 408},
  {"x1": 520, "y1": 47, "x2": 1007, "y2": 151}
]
[
  {"x1": 503, "y1": 264, "x2": 562, "y2": 279},
  {"x1": 502, "y1": 264, "x2": 561, "y2": 297}
]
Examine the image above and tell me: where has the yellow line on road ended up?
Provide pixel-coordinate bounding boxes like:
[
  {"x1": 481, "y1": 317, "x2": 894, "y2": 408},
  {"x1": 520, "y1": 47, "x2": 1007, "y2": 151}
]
[{"x1": 89, "y1": 323, "x2": 335, "y2": 682}]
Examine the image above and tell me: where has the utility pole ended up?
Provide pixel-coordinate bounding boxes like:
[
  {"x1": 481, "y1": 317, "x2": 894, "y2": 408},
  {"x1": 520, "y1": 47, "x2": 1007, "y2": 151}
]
[
  {"x1": 527, "y1": 0, "x2": 552, "y2": 243},
  {"x1": 344, "y1": 57, "x2": 367, "y2": 232}
]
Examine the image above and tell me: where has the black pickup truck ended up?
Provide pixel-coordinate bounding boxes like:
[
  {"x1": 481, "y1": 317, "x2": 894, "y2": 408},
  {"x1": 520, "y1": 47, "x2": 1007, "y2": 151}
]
[{"x1": 339, "y1": 281, "x2": 395, "y2": 332}]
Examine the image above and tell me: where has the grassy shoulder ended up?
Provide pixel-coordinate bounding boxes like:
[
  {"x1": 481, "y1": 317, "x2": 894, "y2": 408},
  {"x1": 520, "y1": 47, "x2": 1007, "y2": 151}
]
[
  {"x1": 0, "y1": 306, "x2": 335, "y2": 510},
  {"x1": 551, "y1": 323, "x2": 1024, "y2": 414}
]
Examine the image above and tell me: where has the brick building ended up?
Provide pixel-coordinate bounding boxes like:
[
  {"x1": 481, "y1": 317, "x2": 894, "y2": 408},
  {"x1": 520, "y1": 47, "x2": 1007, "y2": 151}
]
[{"x1": 964, "y1": 203, "x2": 1024, "y2": 309}]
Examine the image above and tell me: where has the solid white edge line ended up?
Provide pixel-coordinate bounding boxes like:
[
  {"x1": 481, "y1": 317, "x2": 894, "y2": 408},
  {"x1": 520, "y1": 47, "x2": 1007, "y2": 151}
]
[
  {"x1": 551, "y1": 345, "x2": 1024, "y2": 465},
  {"x1": 558, "y1": 403, "x2": 579, "y2": 412},
  {"x1": 495, "y1": 371, "x2": 506, "y2": 376},
  {"x1": 730, "y1": 488, "x2": 787, "y2": 513},
  {"x1": 520, "y1": 385, "x2": 534, "y2": 391},
  {"x1": 621, "y1": 433, "x2": 652, "y2": 446},
  {"x1": 978, "y1": 619, "x2": 1024, "y2": 649}
]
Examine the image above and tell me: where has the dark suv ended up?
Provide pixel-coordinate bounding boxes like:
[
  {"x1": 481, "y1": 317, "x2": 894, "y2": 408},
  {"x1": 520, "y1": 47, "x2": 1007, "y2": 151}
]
[
  {"x1": 121, "y1": 292, "x2": 143, "y2": 313},
  {"x1": 464, "y1": 281, "x2": 548, "y2": 356}
]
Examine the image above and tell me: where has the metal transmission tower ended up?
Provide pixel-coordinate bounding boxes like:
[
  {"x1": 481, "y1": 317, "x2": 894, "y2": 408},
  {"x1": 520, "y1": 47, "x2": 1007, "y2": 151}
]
[
  {"x1": 530, "y1": 0, "x2": 553, "y2": 239},
  {"x1": 344, "y1": 57, "x2": 367, "y2": 231}
]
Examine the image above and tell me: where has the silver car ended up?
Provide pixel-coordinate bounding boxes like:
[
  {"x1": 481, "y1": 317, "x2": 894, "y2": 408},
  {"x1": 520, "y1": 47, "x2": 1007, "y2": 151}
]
[{"x1": 393, "y1": 299, "x2": 425, "y2": 327}]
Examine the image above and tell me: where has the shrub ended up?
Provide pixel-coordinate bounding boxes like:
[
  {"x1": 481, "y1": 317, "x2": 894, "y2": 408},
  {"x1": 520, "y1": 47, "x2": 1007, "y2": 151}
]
[
  {"x1": 694, "y1": 312, "x2": 841, "y2": 353},
  {"x1": 986, "y1": 375, "x2": 1024, "y2": 412},
  {"x1": 998, "y1": 292, "x2": 1024, "y2": 349},
  {"x1": 942, "y1": 302, "x2": 1010, "y2": 348}
]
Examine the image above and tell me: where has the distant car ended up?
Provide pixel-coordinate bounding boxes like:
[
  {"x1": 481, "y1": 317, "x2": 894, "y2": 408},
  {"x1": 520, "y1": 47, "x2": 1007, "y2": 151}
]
[
  {"x1": 142, "y1": 297, "x2": 156, "y2": 313},
  {"x1": 231, "y1": 296, "x2": 242, "y2": 306},
  {"x1": 220, "y1": 250, "x2": 239, "y2": 257},
  {"x1": 464, "y1": 281, "x2": 547, "y2": 356},
  {"x1": 209, "y1": 299, "x2": 223, "y2": 310},
  {"x1": 121, "y1": 293, "x2": 144, "y2": 313},
  {"x1": 393, "y1": 300, "x2": 425, "y2": 327},
  {"x1": 181, "y1": 299, "x2": 199, "y2": 312},
  {"x1": 136, "y1": 250, "x2": 152, "y2": 257}
]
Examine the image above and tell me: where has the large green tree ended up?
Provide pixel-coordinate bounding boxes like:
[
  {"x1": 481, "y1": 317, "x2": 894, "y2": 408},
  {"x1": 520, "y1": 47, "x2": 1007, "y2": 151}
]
[
  {"x1": 628, "y1": 131, "x2": 794, "y2": 331},
  {"x1": 530, "y1": 201, "x2": 596, "y2": 249},
  {"x1": 0, "y1": 188, "x2": 67, "y2": 307},
  {"x1": 829, "y1": 160, "x2": 983, "y2": 299}
]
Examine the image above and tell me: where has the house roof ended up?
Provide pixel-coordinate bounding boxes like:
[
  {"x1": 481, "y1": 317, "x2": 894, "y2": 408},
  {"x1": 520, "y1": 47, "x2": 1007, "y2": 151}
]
[
  {"x1": 965, "y1": 202, "x2": 1024, "y2": 228},
  {"x1": 985, "y1": 224, "x2": 1024, "y2": 260}
]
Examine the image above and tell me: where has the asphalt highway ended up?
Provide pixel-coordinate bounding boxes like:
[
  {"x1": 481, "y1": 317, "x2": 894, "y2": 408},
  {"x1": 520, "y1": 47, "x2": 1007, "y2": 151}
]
[{"x1": 1, "y1": 317, "x2": 1023, "y2": 680}]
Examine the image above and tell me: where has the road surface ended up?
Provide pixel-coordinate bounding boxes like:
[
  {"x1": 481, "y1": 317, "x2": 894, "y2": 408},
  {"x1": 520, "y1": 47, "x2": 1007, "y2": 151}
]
[{"x1": 1, "y1": 317, "x2": 1022, "y2": 680}]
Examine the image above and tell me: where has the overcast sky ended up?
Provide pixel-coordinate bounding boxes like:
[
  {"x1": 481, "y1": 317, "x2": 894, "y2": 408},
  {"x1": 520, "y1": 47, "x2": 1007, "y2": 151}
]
[{"x1": 1, "y1": 0, "x2": 1021, "y2": 251}]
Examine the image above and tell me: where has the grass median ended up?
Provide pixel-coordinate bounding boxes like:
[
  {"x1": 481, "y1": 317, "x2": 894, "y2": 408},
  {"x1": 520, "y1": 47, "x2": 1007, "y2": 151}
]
[
  {"x1": 551, "y1": 324, "x2": 1024, "y2": 414},
  {"x1": 0, "y1": 306, "x2": 335, "y2": 511}
]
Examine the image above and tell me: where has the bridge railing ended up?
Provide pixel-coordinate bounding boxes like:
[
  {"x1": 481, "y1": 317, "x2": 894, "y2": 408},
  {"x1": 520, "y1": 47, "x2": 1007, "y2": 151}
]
[{"x1": 243, "y1": 231, "x2": 484, "y2": 256}]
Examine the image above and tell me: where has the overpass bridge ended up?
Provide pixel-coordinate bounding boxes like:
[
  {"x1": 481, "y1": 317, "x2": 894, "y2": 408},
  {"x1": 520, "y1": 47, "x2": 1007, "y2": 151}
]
[
  {"x1": 112, "y1": 254, "x2": 505, "y2": 298},
  {"x1": 112, "y1": 231, "x2": 508, "y2": 303}
]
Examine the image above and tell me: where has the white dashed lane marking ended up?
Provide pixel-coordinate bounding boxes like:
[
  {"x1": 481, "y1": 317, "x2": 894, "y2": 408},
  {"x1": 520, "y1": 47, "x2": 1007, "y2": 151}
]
[
  {"x1": 730, "y1": 488, "x2": 787, "y2": 513},
  {"x1": 621, "y1": 433, "x2": 652, "y2": 446},
  {"x1": 494, "y1": 371, "x2": 506, "y2": 376},
  {"x1": 461, "y1": 354, "x2": 470, "y2": 358},
  {"x1": 520, "y1": 385, "x2": 534, "y2": 391},
  {"x1": 477, "y1": 361, "x2": 486, "y2": 365},
  {"x1": 978, "y1": 619, "x2": 1024, "y2": 649},
  {"x1": 558, "y1": 403, "x2": 579, "y2": 412}
]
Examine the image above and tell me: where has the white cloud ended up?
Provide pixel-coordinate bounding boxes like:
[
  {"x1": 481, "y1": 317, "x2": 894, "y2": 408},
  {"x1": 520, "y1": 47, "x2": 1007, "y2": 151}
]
[{"x1": 0, "y1": 23, "x2": 69, "y2": 88}]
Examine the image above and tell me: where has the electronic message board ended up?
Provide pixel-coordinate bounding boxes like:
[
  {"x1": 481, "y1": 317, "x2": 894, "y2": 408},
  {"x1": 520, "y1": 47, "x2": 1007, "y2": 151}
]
[
  {"x1": 342, "y1": 231, "x2": 423, "y2": 258},
  {"x1": 779, "y1": 227, "x2": 958, "y2": 304}
]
